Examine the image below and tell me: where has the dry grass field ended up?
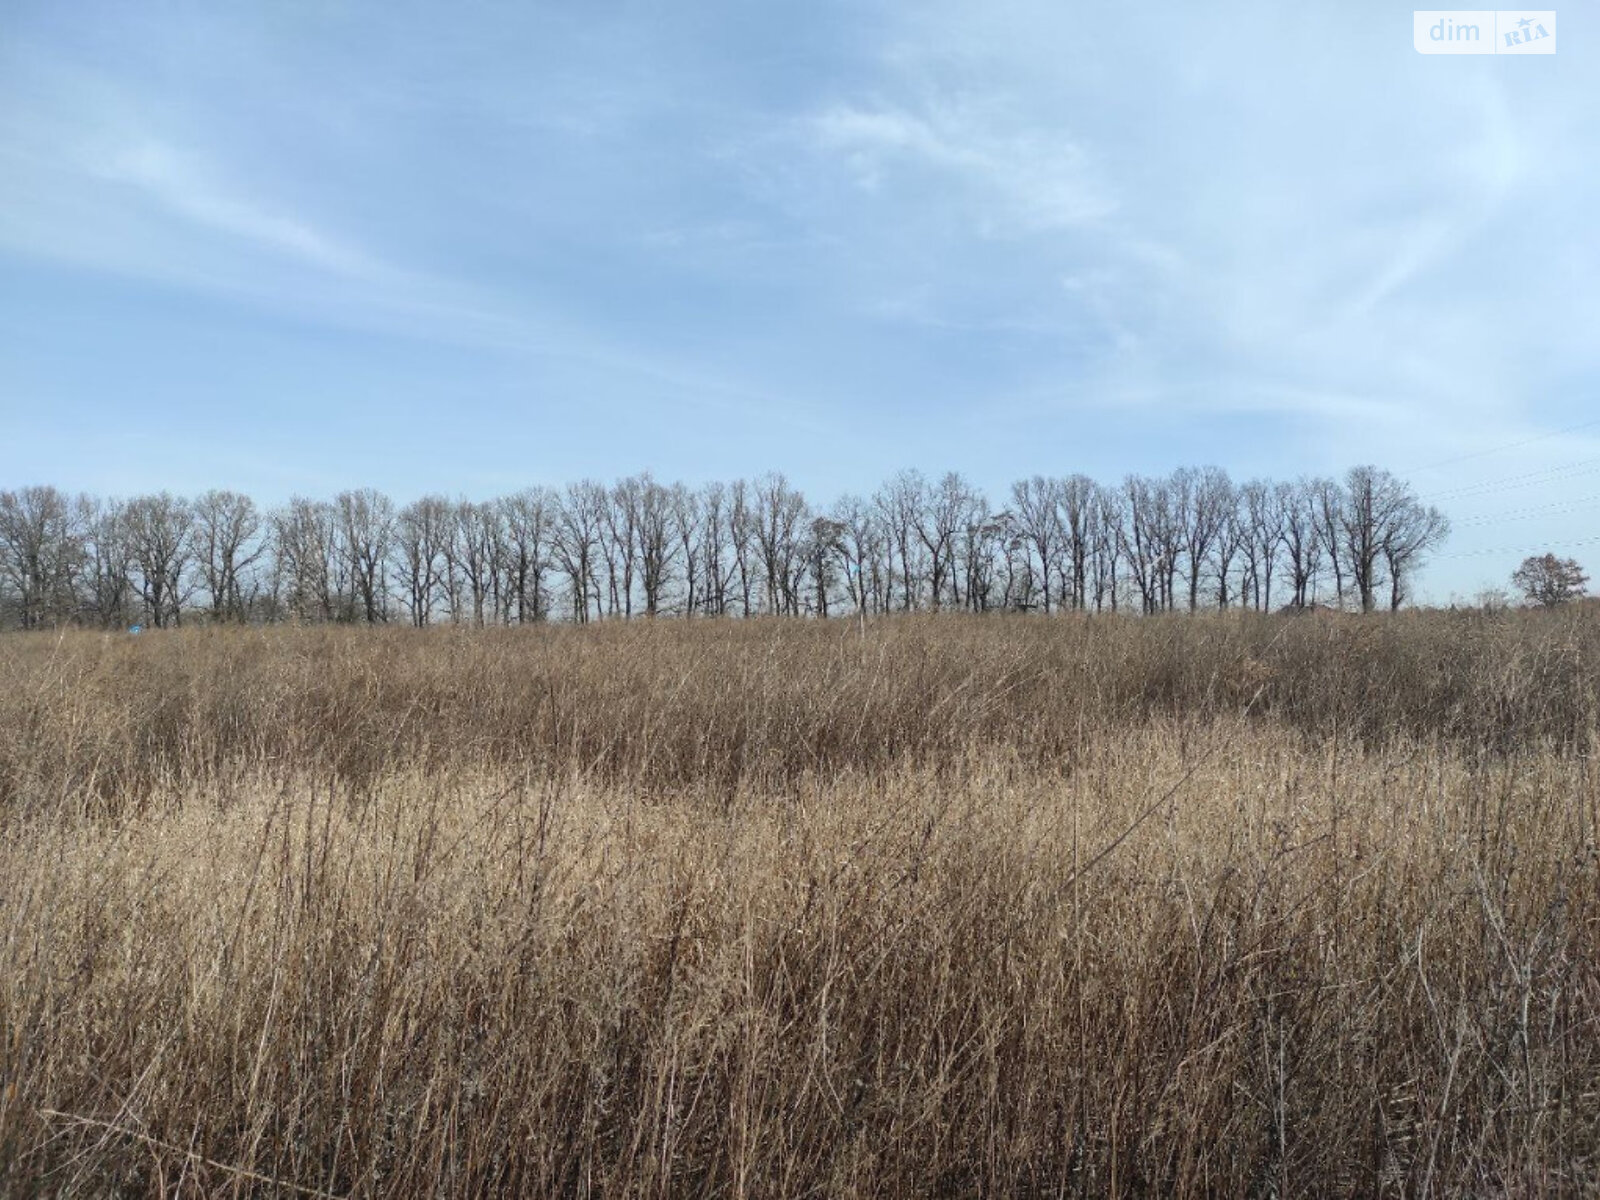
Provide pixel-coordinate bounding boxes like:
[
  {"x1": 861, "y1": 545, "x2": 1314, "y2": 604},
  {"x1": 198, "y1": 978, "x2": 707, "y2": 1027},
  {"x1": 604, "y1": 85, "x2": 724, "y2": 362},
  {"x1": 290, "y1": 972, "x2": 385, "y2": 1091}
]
[{"x1": 2, "y1": 611, "x2": 1598, "y2": 1196}]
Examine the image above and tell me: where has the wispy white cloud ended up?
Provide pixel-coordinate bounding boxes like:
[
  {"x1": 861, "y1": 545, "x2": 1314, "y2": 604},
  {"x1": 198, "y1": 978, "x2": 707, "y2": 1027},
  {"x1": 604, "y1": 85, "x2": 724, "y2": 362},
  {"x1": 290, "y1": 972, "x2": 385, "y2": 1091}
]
[
  {"x1": 87, "y1": 138, "x2": 389, "y2": 281},
  {"x1": 809, "y1": 100, "x2": 1112, "y2": 234}
]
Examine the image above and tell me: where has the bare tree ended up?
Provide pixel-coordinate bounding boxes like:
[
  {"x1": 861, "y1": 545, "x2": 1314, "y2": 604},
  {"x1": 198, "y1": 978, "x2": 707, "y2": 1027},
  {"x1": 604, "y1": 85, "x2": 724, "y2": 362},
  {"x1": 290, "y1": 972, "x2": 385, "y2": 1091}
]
[
  {"x1": 1340, "y1": 467, "x2": 1434, "y2": 613},
  {"x1": 83, "y1": 498, "x2": 136, "y2": 628},
  {"x1": 0, "y1": 485, "x2": 86, "y2": 628},
  {"x1": 1090, "y1": 484, "x2": 1123, "y2": 613},
  {"x1": 829, "y1": 493, "x2": 884, "y2": 616},
  {"x1": 753, "y1": 473, "x2": 808, "y2": 616},
  {"x1": 1178, "y1": 467, "x2": 1234, "y2": 612},
  {"x1": 1210, "y1": 506, "x2": 1247, "y2": 609},
  {"x1": 959, "y1": 505, "x2": 1009, "y2": 613},
  {"x1": 1380, "y1": 494, "x2": 1449, "y2": 611},
  {"x1": 0, "y1": 465, "x2": 1459, "y2": 629},
  {"x1": 336, "y1": 489, "x2": 394, "y2": 624},
  {"x1": 916, "y1": 472, "x2": 980, "y2": 611},
  {"x1": 1278, "y1": 479, "x2": 1324, "y2": 609},
  {"x1": 1010, "y1": 476, "x2": 1063, "y2": 613},
  {"x1": 875, "y1": 471, "x2": 929, "y2": 612},
  {"x1": 191, "y1": 490, "x2": 264, "y2": 622},
  {"x1": 125, "y1": 492, "x2": 193, "y2": 627},
  {"x1": 394, "y1": 496, "x2": 450, "y2": 626},
  {"x1": 806, "y1": 517, "x2": 844, "y2": 617},
  {"x1": 1121, "y1": 475, "x2": 1171, "y2": 614},
  {"x1": 728, "y1": 480, "x2": 760, "y2": 617},
  {"x1": 666, "y1": 484, "x2": 703, "y2": 617},
  {"x1": 499, "y1": 488, "x2": 555, "y2": 623},
  {"x1": 1312, "y1": 478, "x2": 1347, "y2": 607},
  {"x1": 698, "y1": 482, "x2": 737, "y2": 617},
  {"x1": 631, "y1": 475, "x2": 681, "y2": 617},
  {"x1": 597, "y1": 478, "x2": 641, "y2": 619},
  {"x1": 448, "y1": 500, "x2": 501, "y2": 625},
  {"x1": 1058, "y1": 474, "x2": 1099, "y2": 611},
  {"x1": 553, "y1": 481, "x2": 606, "y2": 623},
  {"x1": 1239, "y1": 479, "x2": 1284, "y2": 611}
]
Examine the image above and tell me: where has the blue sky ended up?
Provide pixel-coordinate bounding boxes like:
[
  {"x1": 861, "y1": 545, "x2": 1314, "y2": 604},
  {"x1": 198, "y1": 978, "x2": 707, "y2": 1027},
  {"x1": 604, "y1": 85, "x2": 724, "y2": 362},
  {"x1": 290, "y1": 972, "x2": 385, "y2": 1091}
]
[{"x1": 1, "y1": 1, "x2": 1597, "y2": 599}]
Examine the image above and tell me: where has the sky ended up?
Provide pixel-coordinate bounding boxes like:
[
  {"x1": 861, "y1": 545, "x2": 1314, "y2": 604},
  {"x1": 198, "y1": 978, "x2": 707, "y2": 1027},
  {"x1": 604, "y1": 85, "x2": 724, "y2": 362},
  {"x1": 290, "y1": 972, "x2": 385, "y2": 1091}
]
[{"x1": 1, "y1": 0, "x2": 1597, "y2": 601}]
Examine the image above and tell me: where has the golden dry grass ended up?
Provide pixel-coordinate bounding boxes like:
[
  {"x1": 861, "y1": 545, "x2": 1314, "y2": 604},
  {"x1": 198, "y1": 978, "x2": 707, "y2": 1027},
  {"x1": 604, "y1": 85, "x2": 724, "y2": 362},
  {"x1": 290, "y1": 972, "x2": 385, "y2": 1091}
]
[{"x1": 1, "y1": 613, "x2": 1598, "y2": 1195}]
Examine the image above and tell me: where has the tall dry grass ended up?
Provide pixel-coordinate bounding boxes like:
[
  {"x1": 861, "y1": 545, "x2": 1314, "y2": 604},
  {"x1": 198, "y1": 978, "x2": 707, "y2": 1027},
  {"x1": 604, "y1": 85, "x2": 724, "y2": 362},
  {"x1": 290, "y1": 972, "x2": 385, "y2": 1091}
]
[
  {"x1": 1, "y1": 612, "x2": 1599, "y2": 1195},
  {"x1": 2, "y1": 608, "x2": 1596, "y2": 815}
]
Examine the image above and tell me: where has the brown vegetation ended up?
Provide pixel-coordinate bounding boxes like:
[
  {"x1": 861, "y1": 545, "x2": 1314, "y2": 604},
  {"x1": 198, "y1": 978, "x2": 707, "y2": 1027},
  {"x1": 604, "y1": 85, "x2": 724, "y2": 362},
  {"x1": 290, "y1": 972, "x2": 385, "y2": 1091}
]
[{"x1": 2, "y1": 611, "x2": 1598, "y2": 1195}]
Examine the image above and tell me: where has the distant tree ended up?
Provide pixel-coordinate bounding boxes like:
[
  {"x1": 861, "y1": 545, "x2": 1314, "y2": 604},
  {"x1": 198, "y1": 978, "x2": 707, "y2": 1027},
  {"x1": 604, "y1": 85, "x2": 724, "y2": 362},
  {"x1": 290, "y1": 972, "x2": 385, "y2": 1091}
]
[
  {"x1": 0, "y1": 485, "x2": 86, "y2": 628},
  {"x1": 394, "y1": 496, "x2": 450, "y2": 626},
  {"x1": 1089, "y1": 485, "x2": 1122, "y2": 613},
  {"x1": 753, "y1": 473, "x2": 808, "y2": 616},
  {"x1": 669, "y1": 484, "x2": 703, "y2": 617},
  {"x1": 1278, "y1": 479, "x2": 1324, "y2": 609},
  {"x1": 958, "y1": 506, "x2": 1009, "y2": 613},
  {"x1": 1121, "y1": 475, "x2": 1171, "y2": 614},
  {"x1": 876, "y1": 470, "x2": 928, "y2": 612},
  {"x1": 632, "y1": 474, "x2": 680, "y2": 617},
  {"x1": 1239, "y1": 478, "x2": 1284, "y2": 611},
  {"x1": 1379, "y1": 495, "x2": 1450, "y2": 611},
  {"x1": 84, "y1": 498, "x2": 135, "y2": 628},
  {"x1": 727, "y1": 480, "x2": 759, "y2": 618},
  {"x1": 1311, "y1": 478, "x2": 1346, "y2": 606},
  {"x1": 448, "y1": 500, "x2": 501, "y2": 625},
  {"x1": 698, "y1": 482, "x2": 736, "y2": 617},
  {"x1": 337, "y1": 489, "x2": 394, "y2": 624},
  {"x1": 1512, "y1": 554, "x2": 1589, "y2": 607},
  {"x1": 829, "y1": 493, "x2": 885, "y2": 616},
  {"x1": 1010, "y1": 476, "x2": 1063, "y2": 613},
  {"x1": 1340, "y1": 467, "x2": 1448, "y2": 612},
  {"x1": 272, "y1": 497, "x2": 340, "y2": 623},
  {"x1": 192, "y1": 490, "x2": 264, "y2": 622},
  {"x1": 499, "y1": 488, "x2": 555, "y2": 623},
  {"x1": 553, "y1": 482, "x2": 607, "y2": 623},
  {"x1": 1177, "y1": 466, "x2": 1233, "y2": 612},
  {"x1": 0, "y1": 463, "x2": 1470, "y2": 630},
  {"x1": 601, "y1": 477, "x2": 642, "y2": 619},
  {"x1": 914, "y1": 472, "x2": 979, "y2": 611},
  {"x1": 125, "y1": 492, "x2": 193, "y2": 628},
  {"x1": 807, "y1": 516, "x2": 845, "y2": 618}
]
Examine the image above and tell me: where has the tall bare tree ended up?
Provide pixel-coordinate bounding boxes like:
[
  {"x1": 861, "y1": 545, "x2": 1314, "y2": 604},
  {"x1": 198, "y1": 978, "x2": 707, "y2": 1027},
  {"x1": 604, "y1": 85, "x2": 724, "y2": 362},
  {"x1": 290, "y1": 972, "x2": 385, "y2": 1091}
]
[
  {"x1": 192, "y1": 490, "x2": 264, "y2": 622},
  {"x1": 0, "y1": 485, "x2": 85, "y2": 628},
  {"x1": 632, "y1": 474, "x2": 681, "y2": 617},
  {"x1": 1239, "y1": 479, "x2": 1284, "y2": 611},
  {"x1": 336, "y1": 489, "x2": 393, "y2": 624},
  {"x1": 1278, "y1": 479, "x2": 1324, "y2": 609},
  {"x1": 84, "y1": 498, "x2": 135, "y2": 628},
  {"x1": 125, "y1": 492, "x2": 193, "y2": 628},
  {"x1": 1340, "y1": 467, "x2": 1419, "y2": 613},
  {"x1": 1177, "y1": 467, "x2": 1234, "y2": 612},
  {"x1": 553, "y1": 481, "x2": 606, "y2": 623},
  {"x1": 1010, "y1": 476, "x2": 1063, "y2": 613},
  {"x1": 753, "y1": 473, "x2": 808, "y2": 616},
  {"x1": 394, "y1": 496, "x2": 450, "y2": 627},
  {"x1": 499, "y1": 488, "x2": 555, "y2": 623},
  {"x1": 1379, "y1": 492, "x2": 1449, "y2": 611}
]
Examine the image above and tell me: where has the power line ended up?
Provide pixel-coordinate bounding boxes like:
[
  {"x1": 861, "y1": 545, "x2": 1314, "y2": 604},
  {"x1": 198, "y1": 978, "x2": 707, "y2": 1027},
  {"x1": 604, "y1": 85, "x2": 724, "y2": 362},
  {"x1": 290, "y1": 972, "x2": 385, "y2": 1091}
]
[
  {"x1": 1453, "y1": 493, "x2": 1600, "y2": 527},
  {"x1": 1424, "y1": 456, "x2": 1600, "y2": 502},
  {"x1": 1406, "y1": 416, "x2": 1600, "y2": 476},
  {"x1": 1440, "y1": 534, "x2": 1600, "y2": 560}
]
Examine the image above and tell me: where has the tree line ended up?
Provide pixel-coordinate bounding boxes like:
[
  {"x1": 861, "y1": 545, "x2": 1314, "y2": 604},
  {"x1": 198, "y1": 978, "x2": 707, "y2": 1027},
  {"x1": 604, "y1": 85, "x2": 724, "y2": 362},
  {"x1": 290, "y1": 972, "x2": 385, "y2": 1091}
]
[{"x1": 0, "y1": 466, "x2": 1449, "y2": 630}]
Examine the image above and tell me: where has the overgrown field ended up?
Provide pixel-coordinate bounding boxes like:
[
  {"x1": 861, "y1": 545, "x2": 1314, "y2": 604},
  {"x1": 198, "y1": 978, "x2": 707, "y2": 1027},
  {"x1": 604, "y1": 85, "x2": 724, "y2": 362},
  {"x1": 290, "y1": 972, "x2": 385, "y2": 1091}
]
[{"x1": 2, "y1": 611, "x2": 1598, "y2": 1195}]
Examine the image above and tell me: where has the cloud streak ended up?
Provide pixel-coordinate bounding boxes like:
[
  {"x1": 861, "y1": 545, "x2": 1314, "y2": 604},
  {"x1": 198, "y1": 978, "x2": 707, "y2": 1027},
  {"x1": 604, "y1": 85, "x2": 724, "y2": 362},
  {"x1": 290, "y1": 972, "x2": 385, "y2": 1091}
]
[{"x1": 809, "y1": 100, "x2": 1112, "y2": 234}]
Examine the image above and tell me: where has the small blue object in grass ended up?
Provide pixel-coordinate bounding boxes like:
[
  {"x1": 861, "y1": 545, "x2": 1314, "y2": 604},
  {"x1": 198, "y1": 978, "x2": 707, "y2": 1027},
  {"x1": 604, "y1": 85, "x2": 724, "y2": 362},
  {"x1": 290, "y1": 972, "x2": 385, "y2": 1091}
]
[{"x1": 128, "y1": 625, "x2": 143, "y2": 635}]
